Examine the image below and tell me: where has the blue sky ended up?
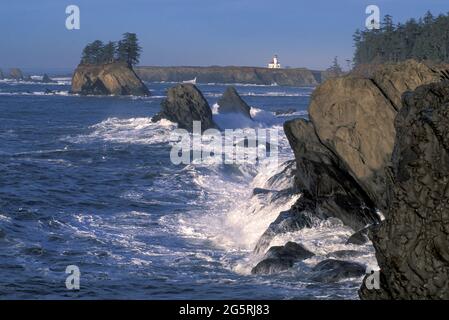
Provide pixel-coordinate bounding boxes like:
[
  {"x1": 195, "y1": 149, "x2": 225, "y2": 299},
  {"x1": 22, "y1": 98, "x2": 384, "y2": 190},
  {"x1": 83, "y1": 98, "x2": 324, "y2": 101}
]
[{"x1": 1, "y1": 0, "x2": 448, "y2": 72}]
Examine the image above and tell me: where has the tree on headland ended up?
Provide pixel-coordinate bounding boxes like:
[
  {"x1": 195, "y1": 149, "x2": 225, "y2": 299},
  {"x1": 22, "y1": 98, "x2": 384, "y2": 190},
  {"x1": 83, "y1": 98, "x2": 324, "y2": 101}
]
[
  {"x1": 79, "y1": 33, "x2": 141, "y2": 66},
  {"x1": 353, "y1": 11, "x2": 449, "y2": 65},
  {"x1": 326, "y1": 56, "x2": 344, "y2": 77}
]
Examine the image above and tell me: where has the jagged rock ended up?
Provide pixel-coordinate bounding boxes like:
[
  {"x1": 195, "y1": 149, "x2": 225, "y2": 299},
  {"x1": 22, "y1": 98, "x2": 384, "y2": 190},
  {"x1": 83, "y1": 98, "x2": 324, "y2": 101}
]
[
  {"x1": 217, "y1": 86, "x2": 252, "y2": 119},
  {"x1": 346, "y1": 225, "x2": 371, "y2": 245},
  {"x1": 360, "y1": 80, "x2": 449, "y2": 300},
  {"x1": 152, "y1": 84, "x2": 217, "y2": 132},
  {"x1": 326, "y1": 250, "x2": 365, "y2": 259},
  {"x1": 42, "y1": 74, "x2": 56, "y2": 83},
  {"x1": 311, "y1": 259, "x2": 366, "y2": 283},
  {"x1": 274, "y1": 108, "x2": 296, "y2": 116},
  {"x1": 0, "y1": 68, "x2": 4, "y2": 79},
  {"x1": 283, "y1": 118, "x2": 379, "y2": 231},
  {"x1": 9, "y1": 68, "x2": 24, "y2": 80},
  {"x1": 71, "y1": 62, "x2": 150, "y2": 96},
  {"x1": 253, "y1": 196, "x2": 315, "y2": 254},
  {"x1": 251, "y1": 242, "x2": 314, "y2": 275}
]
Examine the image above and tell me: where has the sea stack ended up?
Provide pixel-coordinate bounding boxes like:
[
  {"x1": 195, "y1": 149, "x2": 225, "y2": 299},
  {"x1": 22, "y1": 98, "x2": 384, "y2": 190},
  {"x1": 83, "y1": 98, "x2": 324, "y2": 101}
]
[
  {"x1": 152, "y1": 84, "x2": 217, "y2": 132},
  {"x1": 9, "y1": 68, "x2": 24, "y2": 80},
  {"x1": 71, "y1": 62, "x2": 150, "y2": 96},
  {"x1": 217, "y1": 86, "x2": 252, "y2": 119}
]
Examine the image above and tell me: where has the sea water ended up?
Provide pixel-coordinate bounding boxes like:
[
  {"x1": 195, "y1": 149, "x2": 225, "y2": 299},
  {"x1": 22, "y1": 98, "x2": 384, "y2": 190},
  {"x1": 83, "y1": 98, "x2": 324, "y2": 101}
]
[{"x1": 0, "y1": 80, "x2": 376, "y2": 299}]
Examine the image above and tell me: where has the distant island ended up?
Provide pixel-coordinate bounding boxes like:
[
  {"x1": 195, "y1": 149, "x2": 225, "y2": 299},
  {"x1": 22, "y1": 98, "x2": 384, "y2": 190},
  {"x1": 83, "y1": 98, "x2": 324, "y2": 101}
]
[{"x1": 71, "y1": 33, "x2": 150, "y2": 96}]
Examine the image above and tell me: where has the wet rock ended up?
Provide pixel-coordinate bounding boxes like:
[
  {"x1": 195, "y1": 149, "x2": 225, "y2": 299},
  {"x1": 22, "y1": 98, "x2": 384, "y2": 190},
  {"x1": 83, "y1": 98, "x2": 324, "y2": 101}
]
[
  {"x1": 253, "y1": 196, "x2": 315, "y2": 254},
  {"x1": 42, "y1": 74, "x2": 56, "y2": 83},
  {"x1": 311, "y1": 259, "x2": 366, "y2": 283},
  {"x1": 152, "y1": 84, "x2": 217, "y2": 132},
  {"x1": 346, "y1": 225, "x2": 371, "y2": 245},
  {"x1": 217, "y1": 86, "x2": 252, "y2": 119},
  {"x1": 325, "y1": 250, "x2": 365, "y2": 259},
  {"x1": 274, "y1": 108, "x2": 296, "y2": 116},
  {"x1": 251, "y1": 242, "x2": 314, "y2": 275}
]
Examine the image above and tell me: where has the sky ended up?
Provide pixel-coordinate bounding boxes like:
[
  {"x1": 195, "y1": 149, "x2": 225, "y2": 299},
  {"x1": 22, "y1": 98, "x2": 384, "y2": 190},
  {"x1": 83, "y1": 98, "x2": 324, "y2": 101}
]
[{"x1": 1, "y1": 0, "x2": 449, "y2": 73}]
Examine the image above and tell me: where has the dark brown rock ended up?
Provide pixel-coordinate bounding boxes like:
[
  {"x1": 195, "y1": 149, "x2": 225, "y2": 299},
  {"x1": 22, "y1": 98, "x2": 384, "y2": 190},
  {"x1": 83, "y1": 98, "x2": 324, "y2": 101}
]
[
  {"x1": 251, "y1": 242, "x2": 314, "y2": 275},
  {"x1": 152, "y1": 84, "x2": 217, "y2": 132},
  {"x1": 360, "y1": 80, "x2": 449, "y2": 300},
  {"x1": 217, "y1": 86, "x2": 252, "y2": 119}
]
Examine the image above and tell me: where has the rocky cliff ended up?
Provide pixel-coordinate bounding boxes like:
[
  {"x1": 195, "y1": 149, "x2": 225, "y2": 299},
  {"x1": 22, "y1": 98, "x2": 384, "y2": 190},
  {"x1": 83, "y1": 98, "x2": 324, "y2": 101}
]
[
  {"x1": 278, "y1": 60, "x2": 442, "y2": 236},
  {"x1": 254, "y1": 60, "x2": 447, "y2": 263},
  {"x1": 71, "y1": 62, "x2": 150, "y2": 96},
  {"x1": 359, "y1": 81, "x2": 449, "y2": 299},
  {"x1": 270, "y1": 59, "x2": 449, "y2": 297},
  {"x1": 135, "y1": 66, "x2": 322, "y2": 87}
]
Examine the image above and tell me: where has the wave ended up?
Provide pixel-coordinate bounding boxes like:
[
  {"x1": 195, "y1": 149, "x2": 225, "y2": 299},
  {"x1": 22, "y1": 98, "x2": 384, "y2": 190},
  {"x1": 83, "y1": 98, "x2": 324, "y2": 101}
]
[
  {"x1": 0, "y1": 90, "x2": 72, "y2": 96},
  {"x1": 63, "y1": 117, "x2": 177, "y2": 145},
  {"x1": 0, "y1": 79, "x2": 71, "y2": 85}
]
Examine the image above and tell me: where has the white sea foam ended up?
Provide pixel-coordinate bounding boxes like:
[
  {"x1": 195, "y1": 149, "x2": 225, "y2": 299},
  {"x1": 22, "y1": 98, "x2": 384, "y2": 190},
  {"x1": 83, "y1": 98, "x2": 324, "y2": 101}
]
[{"x1": 64, "y1": 117, "x2": 177, "y2": 145}]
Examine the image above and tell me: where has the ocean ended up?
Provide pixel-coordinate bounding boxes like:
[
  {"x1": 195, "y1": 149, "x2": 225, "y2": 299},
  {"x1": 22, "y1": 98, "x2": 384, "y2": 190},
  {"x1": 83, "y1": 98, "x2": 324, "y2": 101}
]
[{"x1": 0, "y1": 79, "x2": 376, "y2": 299}]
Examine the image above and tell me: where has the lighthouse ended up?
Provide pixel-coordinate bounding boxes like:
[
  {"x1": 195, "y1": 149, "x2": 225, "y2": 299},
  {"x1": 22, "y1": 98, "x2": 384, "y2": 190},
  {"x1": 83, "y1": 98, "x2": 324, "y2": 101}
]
[{"x1": 268, "y1": 55, "x2": 281, "y2": 69}]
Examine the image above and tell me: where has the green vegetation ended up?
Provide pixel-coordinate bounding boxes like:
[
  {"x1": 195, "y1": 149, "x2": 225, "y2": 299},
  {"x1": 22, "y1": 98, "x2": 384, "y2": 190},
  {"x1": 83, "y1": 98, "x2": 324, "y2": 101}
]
[
  {"x1": 353, "y1": 11, "x2": 449, "y2": 65},
  {"x1": 81, "y1": 33, "x2": 142, "y2": 66}
]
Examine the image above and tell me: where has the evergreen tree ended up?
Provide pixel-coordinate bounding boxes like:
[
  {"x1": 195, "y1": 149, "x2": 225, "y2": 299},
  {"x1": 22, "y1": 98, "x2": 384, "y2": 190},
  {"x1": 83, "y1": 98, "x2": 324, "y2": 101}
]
[
  {"x1": 79, "y1": 33, "x2": 142, "y2": 66},
  {"x1": 353, "y1": 11, "x2": 449, "y2": 65},
  {"x1": 116, "y1": 33, "x2": 141, "y2": 66}
]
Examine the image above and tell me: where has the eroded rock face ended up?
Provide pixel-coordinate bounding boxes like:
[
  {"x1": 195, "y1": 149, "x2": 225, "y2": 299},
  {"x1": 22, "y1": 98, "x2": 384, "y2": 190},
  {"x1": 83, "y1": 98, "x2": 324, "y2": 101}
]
[
  {"x1": 217, "y1": 86, "x2": 252, "y2": 119},
  {"x1": 309, "y1": 77, "x2": 397, "y2": 210},
  {"x1": 71, "y1": 62, "x2": 150, "y2": 96},
  {"x1": 283, "y1": 118, "x2": 379, "y2": 231},
  {"x1": 152, "y1": 84, "x2": 217, "y2": 132},
  {"x1": 0, "y1": 69, "x2": 4, "y2": 79},
  {"x1": 360, "y1": 81, "x2": 449, "y2": 300},
  {"x1": 251, "y1": 242, "x2": 314, "y2": 275}
]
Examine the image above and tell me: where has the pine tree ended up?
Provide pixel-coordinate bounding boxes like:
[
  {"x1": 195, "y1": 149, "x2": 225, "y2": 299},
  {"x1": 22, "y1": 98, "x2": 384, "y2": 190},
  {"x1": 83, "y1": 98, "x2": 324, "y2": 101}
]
[{"x1": 116, "y1": 33, "x2": 141, "y2": 66}]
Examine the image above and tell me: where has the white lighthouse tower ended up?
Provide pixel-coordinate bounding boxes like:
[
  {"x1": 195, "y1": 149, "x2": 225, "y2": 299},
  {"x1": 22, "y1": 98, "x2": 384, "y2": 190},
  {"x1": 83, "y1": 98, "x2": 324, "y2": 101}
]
[{"x1": 268, "y1": 55, "x2": 281, "y2": 69}]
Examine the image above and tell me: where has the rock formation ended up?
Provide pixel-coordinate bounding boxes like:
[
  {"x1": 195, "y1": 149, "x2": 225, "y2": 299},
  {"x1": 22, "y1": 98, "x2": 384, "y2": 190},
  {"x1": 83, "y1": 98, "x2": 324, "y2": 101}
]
[
  {"x1": 152, "y1": 84, "x2": 217, "y2": 132},
  {"x1": 251, "y1": 242, "x2": 314, "y2": 275},
  {"x1": 136, "y1": 66, "x2": 322, "y2": 87},
  {"x1": 0, "y1": 68, "x2": 4, "y2": 79},
  {"x1": 42, "y1": 74, "x2": 56, "y2": 83},
  {"x1": 217, "y1": 86, "x2": 252, "y2": 119},
  {"x1": 9, "y1": 68, "x2": 24, "y2": 80},
  {"x1": 277, "y1": 60, "x2": 445, "y2": 233},
  {"x1": 311, "y1": 259, "x2": 366, "y2": 283},
  {"x1": 71, "y1": 62, "x2": 150, "y2": 96},
  {"x1": 252, "y1": 60, "x2": 449, "y2": 280},
  {"x1": 360, "y1": 80, "x2": 449, "y2": 300}
]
